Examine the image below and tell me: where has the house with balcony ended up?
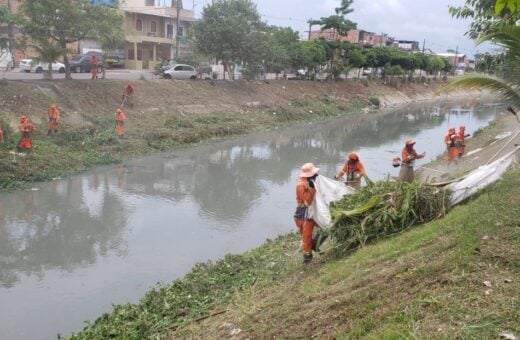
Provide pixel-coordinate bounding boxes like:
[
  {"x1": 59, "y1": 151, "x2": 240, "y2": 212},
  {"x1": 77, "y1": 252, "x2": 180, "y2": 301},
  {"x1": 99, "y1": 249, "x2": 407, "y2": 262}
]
[{"x1": 119, "y1": 0, "x2": 196, "y2": 70}]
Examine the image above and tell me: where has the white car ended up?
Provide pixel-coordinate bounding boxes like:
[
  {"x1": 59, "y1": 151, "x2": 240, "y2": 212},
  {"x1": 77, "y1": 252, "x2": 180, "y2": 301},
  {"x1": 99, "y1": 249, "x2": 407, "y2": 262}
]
[
  {"x1": 19, "y1": 59, "x2": 66, "y2": 73},
  {"x1": 163, "y1": 64, "x2": 197, "y2": 80}
]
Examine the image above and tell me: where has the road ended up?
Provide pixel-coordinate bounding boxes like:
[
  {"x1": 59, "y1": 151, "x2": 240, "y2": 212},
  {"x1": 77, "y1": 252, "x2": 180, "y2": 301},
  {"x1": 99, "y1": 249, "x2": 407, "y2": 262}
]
[{"x1": 0, "y1": 68, "x2": 158, "y2": 80}]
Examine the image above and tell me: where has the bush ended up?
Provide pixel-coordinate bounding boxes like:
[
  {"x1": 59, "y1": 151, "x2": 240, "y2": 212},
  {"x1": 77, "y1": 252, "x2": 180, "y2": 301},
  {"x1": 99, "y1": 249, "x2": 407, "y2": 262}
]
[{"x1": 368, "y1": 96, "x2": 380, "y2": 107}]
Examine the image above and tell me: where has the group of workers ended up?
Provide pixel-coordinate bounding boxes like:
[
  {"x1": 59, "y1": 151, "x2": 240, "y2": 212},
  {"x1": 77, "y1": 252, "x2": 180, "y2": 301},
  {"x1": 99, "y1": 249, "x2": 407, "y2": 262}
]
[
  {"x1": 294, "y1": 138, "x2": 426, "y2": 263},
  {"x1": 444, "y1": 125, "x2": 469, "y2": 163},
  {"x1": 7, "y1": 83, "x2": 136, "y2": 154}
]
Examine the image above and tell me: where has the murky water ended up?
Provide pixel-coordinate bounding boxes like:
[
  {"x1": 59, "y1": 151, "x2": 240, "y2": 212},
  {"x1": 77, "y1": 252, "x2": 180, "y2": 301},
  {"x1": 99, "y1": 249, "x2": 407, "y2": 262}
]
[{"x1": 0, "y1": 96, "x2": 504, "y2": 339}]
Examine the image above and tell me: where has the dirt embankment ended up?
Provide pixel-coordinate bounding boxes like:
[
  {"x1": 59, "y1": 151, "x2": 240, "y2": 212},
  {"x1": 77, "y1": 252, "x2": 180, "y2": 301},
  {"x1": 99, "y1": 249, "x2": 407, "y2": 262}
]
[{"x1": 0, "y1": 78, "x2": 443, "y2": 189}]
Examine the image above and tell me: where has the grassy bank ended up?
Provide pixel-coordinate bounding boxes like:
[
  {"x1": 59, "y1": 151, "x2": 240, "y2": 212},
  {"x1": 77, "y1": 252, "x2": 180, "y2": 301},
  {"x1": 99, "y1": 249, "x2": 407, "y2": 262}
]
[
  {"x1": 69, "y1": 170, "x2": 520, "y2": 339},
  {"x1": 0, "y1": 79, "x2": 439, "y2": 190}
]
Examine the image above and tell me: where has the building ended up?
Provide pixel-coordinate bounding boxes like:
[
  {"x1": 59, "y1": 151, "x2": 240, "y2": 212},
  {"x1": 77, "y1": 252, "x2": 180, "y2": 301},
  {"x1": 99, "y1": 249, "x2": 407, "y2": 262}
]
[
  {"x1": 309, "y1": 28, "x2": 392, "y2": 47},
  {"x1": 119, "y1": 0, "x2": 196, "y2": 70},
  {"x1": 435, "y1": 52, "x2": 467, "y2": 67},
  {"x1": 392, "y1": 40, "x2": 420, "y2": 51}
]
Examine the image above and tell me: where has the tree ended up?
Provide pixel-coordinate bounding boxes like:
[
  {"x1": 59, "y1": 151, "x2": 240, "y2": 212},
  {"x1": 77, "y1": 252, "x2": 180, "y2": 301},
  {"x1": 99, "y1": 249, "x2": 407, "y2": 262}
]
[
  {"x1": 21, "y1": 0, "x2": 103, "y2": 79},
  {"x1": 90, "y1": 4, "x2": 125, "y2": 79},
  {"x1": 289, "y1": 40, "x2": 327, "y2": 80},
  {"x1": 449, "y1": 0, "x2": 520, "y2": 38},
  {"x1": 441, "y1": 25, "x2": 520, "y2": 110},
  {"x1": 193, "y1": 0, "x2": 265, "y2": 80}
]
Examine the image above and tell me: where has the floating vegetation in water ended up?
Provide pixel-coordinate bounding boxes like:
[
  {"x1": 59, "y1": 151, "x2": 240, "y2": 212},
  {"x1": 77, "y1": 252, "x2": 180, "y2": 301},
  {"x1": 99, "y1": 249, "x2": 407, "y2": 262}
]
[{"x1": 329, "y1": 181, "x2": 451, "y2": 254}]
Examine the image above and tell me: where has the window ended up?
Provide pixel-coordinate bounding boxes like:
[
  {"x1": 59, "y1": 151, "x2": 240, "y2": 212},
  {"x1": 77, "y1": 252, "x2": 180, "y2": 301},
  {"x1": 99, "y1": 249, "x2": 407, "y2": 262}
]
[
  {"x1": 145, "y1": 0, "x2": 154, "y2": 6},
  {"x1": 150, "y1": 21, "x2": 157, "y2": 33},
  {"x1": 136, "y1": 18, "x2": 143, "y2": 32},
  {"x1": 128, "y1": 49, "x2": 135, "y2": 60},
  {"x1": 177, "y1": 26, "x2": 184, "y2": 36}
]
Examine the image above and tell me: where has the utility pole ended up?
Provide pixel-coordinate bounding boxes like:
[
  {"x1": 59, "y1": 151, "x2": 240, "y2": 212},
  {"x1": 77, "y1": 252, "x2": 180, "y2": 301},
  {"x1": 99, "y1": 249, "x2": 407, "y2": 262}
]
[
  {"x1": 175, "y1": 0, "x2": 181, "y2": 58},
  {"x1": 422, "y1": 38, "x2": 425, "y2": 53}
]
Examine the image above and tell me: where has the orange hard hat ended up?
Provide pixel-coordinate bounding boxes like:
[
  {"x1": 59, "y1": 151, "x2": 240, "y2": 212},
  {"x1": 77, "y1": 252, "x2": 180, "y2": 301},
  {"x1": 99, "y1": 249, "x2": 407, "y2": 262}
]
[
  {"x1": 348, "y1": 152, "x2": 359, "y2": 161},
  {"x1": 449, "y1": 127, "x2": 455, "y2": 133},
  {"x1": 21, "y1": 115, "x2": 27, "y2": 120},
  {"x1": 405, "y1": 138, "x2": 415, "y2": 145},
  {"x1": 459, "y1": 125, "x2": 465, "y2": 130},
  {"x1": 116, "y1": 108, "x2": 122, "y2": 112}
]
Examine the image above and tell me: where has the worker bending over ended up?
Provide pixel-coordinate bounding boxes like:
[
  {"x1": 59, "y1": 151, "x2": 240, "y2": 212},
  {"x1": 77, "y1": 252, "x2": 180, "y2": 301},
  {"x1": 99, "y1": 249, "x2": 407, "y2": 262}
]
[
  {"x1": 398, "y1": 139, "x2": 425, "y2": 183},
  {"x1": 48, "y1": 103, "x2": 60, "y2": 135},
  {"x1": 122, "y1": 83, "x2": 136, "y2": 108},
  {"x1": 335, "y1": 152, "x2": 367, "y2": 190}
]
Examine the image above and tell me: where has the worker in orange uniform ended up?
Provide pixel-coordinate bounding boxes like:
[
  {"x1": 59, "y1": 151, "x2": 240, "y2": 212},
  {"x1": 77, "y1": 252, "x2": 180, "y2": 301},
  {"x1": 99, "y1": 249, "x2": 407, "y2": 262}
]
[
  {"x1": 16, "y1": 115, "x2": 36, "y2": 153},
  {"x1": 444, "y1": 127, "x2": 460, "y2": 163},
  {"x1": 334, "y1": 152, "x2": 367, "y2": 190},
  {"x1": 47, "y1": 103, "x2": 60, "y2": 135},
  {"x1": 90, "y1": 55, "x2": 99, "y2": 80},
  {"x1": 294, "y1": 163, "x2": 320, "y2": 264},
  {"x1": 398, "y1": 139, "x2": 425, "y2": 183},
  {"x1": 115, "y1": 107, "x2": 126, "y2": 138},
  {"x1": 458, "y1": 125, "x2": 470, "y2": 157},
  {"x1": 0, "y1": 121, "x2": 4, "y2": 144},
  {"x1": 122, "y1": 83, "x2": 136, "y2": 108}
]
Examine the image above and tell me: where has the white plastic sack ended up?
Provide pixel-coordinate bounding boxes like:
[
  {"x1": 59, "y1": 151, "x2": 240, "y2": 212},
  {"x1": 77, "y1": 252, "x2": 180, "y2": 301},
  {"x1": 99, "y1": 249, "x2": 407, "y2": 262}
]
[
  {"x1": 308, "y1": 176, "x2": 355, "y2": 228},
  {"x1": 448, "y1": 147, "x2": 518, "y2": 207}
]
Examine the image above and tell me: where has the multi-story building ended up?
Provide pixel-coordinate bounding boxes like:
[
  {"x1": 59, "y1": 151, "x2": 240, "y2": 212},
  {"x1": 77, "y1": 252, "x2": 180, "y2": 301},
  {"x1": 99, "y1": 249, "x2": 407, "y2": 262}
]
[
  {"x1": 309, "y1": 28, "x2": 393, "y2": 47},
  {"x1": 119, "y1": 0, "x2": 196, "y2": 70}
]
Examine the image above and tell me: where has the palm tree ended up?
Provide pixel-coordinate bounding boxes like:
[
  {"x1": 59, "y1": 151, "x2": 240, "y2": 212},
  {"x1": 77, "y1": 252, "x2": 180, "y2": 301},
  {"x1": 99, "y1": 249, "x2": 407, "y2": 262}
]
[{"x1": 440, "y1": 25, "x2": 520, "y2": 112}]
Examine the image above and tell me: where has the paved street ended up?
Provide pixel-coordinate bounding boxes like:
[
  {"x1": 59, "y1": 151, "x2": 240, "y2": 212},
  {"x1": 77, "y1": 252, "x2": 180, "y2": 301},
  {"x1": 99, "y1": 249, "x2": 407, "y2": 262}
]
[{"x1": 0, "y1": 68, "x2": 158, "y2": 80}]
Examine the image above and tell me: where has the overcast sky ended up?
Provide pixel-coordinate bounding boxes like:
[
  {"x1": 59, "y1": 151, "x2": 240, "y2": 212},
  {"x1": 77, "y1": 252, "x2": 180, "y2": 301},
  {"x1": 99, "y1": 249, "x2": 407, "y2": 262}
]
[{"x1": 189, "y1": 0, "x2": 494, "y2": 58}]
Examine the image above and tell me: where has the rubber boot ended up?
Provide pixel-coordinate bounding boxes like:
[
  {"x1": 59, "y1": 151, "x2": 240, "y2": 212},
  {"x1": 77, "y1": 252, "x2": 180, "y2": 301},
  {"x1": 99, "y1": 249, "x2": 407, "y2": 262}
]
[{"x1": 303, "y1": 253, "x2": 313, "y2": 264}]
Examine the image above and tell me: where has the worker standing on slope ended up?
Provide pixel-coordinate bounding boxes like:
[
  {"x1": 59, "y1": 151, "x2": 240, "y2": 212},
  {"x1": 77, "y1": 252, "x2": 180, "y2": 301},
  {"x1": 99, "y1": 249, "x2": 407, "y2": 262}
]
[
  {"x1": 122, "y1": 83, "x2": 136, "y2": 108},
  {"x1": 398, "y1": 139, "x2": 425, "y2": 183},
  {"x1": 458, "y1": 125, "x2": 469, "y2": 157},
  {"x1": 47, "y1": 103, "x2": 60, "y2": 135},
  {"x1": 0, "y1": 121, "x2": 4, "y2": 144},
  {"x1": 294, "y1": 163, "x2": 320, "y2": 264},
  {"x1": 115, "y1": 107, "x2": 126, "y2": 138},
  {"x1": 16, "y1": 115, "x2": 36, "y2": 153},
  {"x1": 335, "y1": 152, "x2": 367, "y2": 190},
  {"x1": 444, "y1": 127, "x2": 460, "y2": 163},
  {"x1": 90, "y1": 55, "x2": 99, "y2": 80}
]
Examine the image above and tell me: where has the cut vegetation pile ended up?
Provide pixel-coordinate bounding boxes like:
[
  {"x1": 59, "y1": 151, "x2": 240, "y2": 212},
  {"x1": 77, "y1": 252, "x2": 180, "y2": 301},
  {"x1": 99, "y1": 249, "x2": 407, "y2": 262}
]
[{"x1": 329, "y1": 181, "x2": 451, "y2": 253}]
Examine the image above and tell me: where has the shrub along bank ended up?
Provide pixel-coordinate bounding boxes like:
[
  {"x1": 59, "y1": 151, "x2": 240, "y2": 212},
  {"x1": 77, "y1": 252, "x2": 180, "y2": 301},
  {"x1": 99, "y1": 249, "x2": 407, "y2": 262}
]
[{"x1": 69, "y1": 170, "x2": 520, "y2": 339}]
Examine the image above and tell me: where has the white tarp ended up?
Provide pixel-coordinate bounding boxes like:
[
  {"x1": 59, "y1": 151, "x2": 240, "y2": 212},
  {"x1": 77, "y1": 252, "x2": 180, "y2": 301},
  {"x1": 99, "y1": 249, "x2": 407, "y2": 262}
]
[
  {"x1": 448, "y1": 147, "x2": 518, "y2": 207},
  {"x1": 309, "y1": 176, "x2": 355, "y2": 228}
]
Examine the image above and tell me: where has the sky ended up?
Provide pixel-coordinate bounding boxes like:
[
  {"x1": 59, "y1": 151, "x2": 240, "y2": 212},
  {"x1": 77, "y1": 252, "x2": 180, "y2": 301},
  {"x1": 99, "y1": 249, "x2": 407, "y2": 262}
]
[{"x1": 181, "y1": 0, "x2": 496, "y2": 58}]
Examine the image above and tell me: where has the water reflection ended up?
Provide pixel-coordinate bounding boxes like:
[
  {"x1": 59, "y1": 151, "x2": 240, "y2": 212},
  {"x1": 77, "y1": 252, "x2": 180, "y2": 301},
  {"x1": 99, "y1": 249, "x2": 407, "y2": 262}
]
[{"x1": 0, "y1": 96, "x2": 503, "y2": 339}]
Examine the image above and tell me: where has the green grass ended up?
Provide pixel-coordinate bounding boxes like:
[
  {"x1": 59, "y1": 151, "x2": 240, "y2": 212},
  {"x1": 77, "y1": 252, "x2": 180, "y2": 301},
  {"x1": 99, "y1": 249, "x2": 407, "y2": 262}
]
[{"x1": 69, "y1": 170, "x2": 520, "y2": 339}]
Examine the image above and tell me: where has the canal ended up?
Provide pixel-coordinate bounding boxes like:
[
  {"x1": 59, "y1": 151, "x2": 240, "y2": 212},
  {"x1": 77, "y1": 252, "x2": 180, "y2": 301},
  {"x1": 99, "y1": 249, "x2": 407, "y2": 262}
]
[{"x1": 0, "y1": 95, "x2": 503, "y2": 339}]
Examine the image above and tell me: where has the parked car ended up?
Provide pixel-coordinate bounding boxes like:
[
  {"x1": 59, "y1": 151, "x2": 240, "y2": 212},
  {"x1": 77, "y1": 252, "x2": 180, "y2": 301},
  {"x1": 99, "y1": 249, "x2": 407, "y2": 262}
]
[
  {"x1": 19, "y1": 59, "x2": 66, "y2": 73},
  {"x1": 69, "y1": 54, "x2": 104, "y2": 73},
  {"x1": 163, "y1": 64, "x2": 197, "y2": 79}
]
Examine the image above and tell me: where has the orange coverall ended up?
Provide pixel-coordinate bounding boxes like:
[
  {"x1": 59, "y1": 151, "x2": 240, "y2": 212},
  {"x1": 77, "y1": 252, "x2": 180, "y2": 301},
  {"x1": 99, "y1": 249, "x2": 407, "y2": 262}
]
[
  {"x1": 122, "y1": 84, "x2": 136, "y2": 107},
  {"x1": 91, "y1": 55, "x2": 99, "y2": 79},
  {"x1": 399, "y1": 145, "x2": 424, "y2": 183},
  {"x1": 115, "y1": 109, "x2": 126, "y2": 136},
  {"x1": 294, "y1": 177, "x2": 317, "y2": 255},
  {"x1": 0, "y1": 123, "x2": 4, "y2": 143},
  {"x1": 458, "y1": 126, "x2": 466, "y2": 156},
  {"x1": 17, "y1": 117, "x2": 35, "y2": 152},
  {"x1": 48, "y1": 104, "x2": 60, "y2": 134},
  {"x1": 337, "y1": 160, "x2": 366, "y2": 190},
  {"x1": 444, "y1": 129, "x2": 460, "y2": 161}
]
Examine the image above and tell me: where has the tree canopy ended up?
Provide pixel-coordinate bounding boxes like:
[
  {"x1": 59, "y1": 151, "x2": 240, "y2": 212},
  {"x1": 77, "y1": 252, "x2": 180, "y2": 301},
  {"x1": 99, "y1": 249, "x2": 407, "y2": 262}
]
[{"x1": 193, "y1": 0, "x2": 265, "y2": 79}]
